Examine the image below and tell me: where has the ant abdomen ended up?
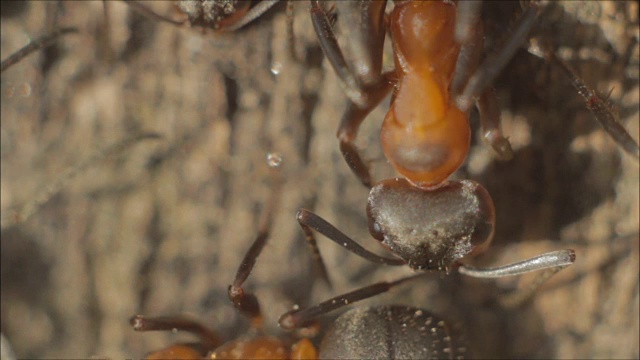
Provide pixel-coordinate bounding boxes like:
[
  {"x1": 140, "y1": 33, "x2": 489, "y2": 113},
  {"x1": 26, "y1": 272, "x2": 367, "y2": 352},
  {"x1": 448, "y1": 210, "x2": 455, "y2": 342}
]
[
  {"x1": 319, "y1": 305, "x2": 464, "y2": 360},
  {"x1": 367, "y1": 178, "x2": 495, "y2": 270}
]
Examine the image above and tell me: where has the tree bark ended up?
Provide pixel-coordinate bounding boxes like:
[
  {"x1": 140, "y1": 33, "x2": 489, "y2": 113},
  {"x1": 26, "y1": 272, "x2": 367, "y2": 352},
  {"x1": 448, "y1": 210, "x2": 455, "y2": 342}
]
[{"x1": 1, "y1": 1, "x2": 637, "y2": 358}]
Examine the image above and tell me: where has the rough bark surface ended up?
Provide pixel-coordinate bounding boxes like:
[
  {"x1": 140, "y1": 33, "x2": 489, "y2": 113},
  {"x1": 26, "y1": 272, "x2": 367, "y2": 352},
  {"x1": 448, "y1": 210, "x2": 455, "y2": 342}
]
[{"x1": 1, "y1": 1, "x2": 638, "y2": 359}]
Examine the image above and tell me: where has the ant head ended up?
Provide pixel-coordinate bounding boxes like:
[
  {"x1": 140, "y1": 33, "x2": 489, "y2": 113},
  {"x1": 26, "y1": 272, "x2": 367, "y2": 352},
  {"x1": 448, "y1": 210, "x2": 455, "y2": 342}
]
[
  {"x1": 177, "y1": 0, "x2": 251, "y2": 30},
  {"x1": 367, "y1": 178, "x2": 495, "y2": 270}
]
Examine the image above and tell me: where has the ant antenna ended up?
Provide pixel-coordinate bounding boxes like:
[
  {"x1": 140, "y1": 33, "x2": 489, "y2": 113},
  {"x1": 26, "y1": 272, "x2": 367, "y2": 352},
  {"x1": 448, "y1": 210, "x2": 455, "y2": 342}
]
[
  {"x1": 1, "y1": 27, "x2": 78, "y2": 73},
  {"x1": 279, "y1": 273, "x2": 425, "y2": 329}
]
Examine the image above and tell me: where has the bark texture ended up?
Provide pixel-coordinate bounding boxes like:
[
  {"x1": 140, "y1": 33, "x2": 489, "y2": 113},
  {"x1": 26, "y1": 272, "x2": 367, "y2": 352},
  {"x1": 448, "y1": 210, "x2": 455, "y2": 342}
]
[{"x1": 1, "y1": 1, "x2": 638, "y2": 358}]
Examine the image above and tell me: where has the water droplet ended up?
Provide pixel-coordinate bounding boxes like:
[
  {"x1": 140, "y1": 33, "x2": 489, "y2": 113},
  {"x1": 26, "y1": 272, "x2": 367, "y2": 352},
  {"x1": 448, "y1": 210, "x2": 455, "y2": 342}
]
[
  {"x1": 266, "y1": 152, "x2": 283, "y2": 167},
  {"x1": 271, "y1": 62, "x2": 283, "y2": 75}
]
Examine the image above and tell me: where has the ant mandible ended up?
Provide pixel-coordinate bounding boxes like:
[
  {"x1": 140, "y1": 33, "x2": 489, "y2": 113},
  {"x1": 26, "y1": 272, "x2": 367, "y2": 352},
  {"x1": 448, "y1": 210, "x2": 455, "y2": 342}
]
[
  {"x1": 130, "y1": 156, "x2": 466, "y2": 359},
  {"x1": 292, "y1": 0, "x2": 576, "y2": 306}
]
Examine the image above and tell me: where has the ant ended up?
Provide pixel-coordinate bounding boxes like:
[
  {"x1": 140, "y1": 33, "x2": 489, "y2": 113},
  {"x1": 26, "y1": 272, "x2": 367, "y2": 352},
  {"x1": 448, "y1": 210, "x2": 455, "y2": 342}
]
[
  {"x1": 130, "y1": 157, "x2": 468, "y2": 359},
  {"x1": 310, "y1": 0, "x2": 638, "y2": 189},
  {"x1": 290, "y1": 0, "x2": 579, "y2": 307}
]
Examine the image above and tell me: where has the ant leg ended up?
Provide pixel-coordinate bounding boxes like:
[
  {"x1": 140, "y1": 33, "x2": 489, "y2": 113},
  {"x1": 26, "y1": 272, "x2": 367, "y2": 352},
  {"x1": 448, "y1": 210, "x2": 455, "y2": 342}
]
[
  {"x1": 130, "y1": 315, "x2": 221, "y2": 351},
  {"x1": 456, "y1": 2, "x2": 540, "y2": 111},
  {"x1": 1, "y1": 27, "x2": 78, "y2": 73},
  {"x1": 458, "y1": 249, "x2": 575, "y2": 306},
  {"x1": 477, "y1": 88, "x2": 514, "y2": 160},
  {"x1": 222, "y1": 0, "x2": 280, "y2": 32},
  {"x1": 337, "y1": 94, "x2": 389, "y2": 188},
  {"x1": 227, "y1": 163, "x2": 283, "y2": 329},
  {"x1": 310, "y1": 0, "x2": 392, "y2": 187},
  {"x1": 297, "y1": 209, "x2": 406, "y2": 268},
  {"x1": 309, "y1": 0, "x2": 389, "y2": 108},
  {"x1": 279, "y1": 273, "x2": 425, "y2": 329},
  {"x1": 528, "y1": 46, "x2": 640, "y2": 160},
  {"x1": 454, "y1": 0, "x2": 482, "y2": 45},
  {"x1": 451, "y1": 17, "x2": 484, "y2": 99}
]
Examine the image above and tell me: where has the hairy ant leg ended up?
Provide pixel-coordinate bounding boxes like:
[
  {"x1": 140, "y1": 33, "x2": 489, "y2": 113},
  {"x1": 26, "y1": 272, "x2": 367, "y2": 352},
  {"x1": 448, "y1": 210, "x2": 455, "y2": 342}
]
[
  {"x1": 310, "y1": 0, "x2": 393, "y2": 188},
  {"x1": 528, "y1": 44, "x2": 640, "y2": 160}
]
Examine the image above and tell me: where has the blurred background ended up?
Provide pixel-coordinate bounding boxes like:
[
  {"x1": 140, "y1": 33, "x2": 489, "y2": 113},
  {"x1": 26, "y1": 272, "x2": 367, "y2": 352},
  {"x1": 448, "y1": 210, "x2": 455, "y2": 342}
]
[{"x1": 1, "y1": 1, "x2": 638, "y2": 358}]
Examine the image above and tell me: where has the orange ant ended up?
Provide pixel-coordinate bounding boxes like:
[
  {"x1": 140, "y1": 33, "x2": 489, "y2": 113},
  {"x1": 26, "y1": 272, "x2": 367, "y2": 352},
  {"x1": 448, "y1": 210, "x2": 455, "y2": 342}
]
[
  {"x1": 130, "y1": 157, "x2": 468, "y2": 359},
  {"x1": 286, "y1": 0, "x2": 578, "y2": 308}
]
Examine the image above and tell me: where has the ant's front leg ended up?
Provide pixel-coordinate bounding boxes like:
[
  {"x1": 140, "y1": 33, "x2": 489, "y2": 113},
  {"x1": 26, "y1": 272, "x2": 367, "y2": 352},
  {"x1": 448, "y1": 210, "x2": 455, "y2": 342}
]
[
  {"x1": 451, "y1": 11, "x2": 514, "y2": 161},
  {"x1": 310, "y1": 0, "x2": 393, "y2": 188}
]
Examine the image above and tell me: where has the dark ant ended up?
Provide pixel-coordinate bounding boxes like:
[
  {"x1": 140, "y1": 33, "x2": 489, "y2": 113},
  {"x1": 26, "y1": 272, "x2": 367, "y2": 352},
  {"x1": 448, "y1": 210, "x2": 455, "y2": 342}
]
[{"x1": 130, "y1": 157, "x2": 467, "y2": 359}]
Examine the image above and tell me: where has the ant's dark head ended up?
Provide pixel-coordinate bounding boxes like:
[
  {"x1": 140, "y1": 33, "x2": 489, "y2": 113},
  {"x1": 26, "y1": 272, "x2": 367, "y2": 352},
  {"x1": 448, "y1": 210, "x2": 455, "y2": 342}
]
[{"x1": 367, "y1": 178, "x2": 495, "y2": 270}]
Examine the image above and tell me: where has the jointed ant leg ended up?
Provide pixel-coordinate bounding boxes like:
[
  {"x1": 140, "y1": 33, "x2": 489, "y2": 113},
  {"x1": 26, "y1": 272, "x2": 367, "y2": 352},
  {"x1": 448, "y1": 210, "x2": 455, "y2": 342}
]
[
  {"x1": 228, "y1": 163, "x2": 283, "y2": 329},
  {"x1": 455, "y1": 0, "x2": 483, "y2": 45},
  {"x1": 130, "y1": 315, "x2": 221, "y2": 352},
  {"x1": 451, "y1": 16, "x2": 485, "y2": 99},
  {"x1": 456, "y1": 2, "x2": 540, "y2": 111},
  {"x1": 528, "y1": 45, "x2": 640, "y2": 160},
  {"x1": 279, "y1": 273, "x2": 426, "y2": 330},
  {"x1": 337, "y1": 94, "x2": 388, "y2": 188},
  {"x1": 477, "y1": 88, "x2": 514, "y2": 160},
  {"x1": 309, "y1": 0, "x2": 388, "y2": 108},
  {"x1": 222, "y1": 0, "x2": 280, "y2": 32}
]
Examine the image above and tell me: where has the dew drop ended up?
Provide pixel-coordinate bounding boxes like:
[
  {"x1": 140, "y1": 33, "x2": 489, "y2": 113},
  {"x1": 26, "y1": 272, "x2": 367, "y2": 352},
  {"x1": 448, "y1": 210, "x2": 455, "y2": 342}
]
[
  {"x1": 271, "y1": 62, "x2": 283, "y2": 75},
  {"x1": 266, "y1": 152, "x2": 283, "y2": 167}
]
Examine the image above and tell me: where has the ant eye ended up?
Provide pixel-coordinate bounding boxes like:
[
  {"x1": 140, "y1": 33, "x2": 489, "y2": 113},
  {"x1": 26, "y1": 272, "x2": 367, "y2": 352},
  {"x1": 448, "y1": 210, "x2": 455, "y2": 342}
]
[{"x1": 369, "y1": 219, "x2": 384, "y2": 241}]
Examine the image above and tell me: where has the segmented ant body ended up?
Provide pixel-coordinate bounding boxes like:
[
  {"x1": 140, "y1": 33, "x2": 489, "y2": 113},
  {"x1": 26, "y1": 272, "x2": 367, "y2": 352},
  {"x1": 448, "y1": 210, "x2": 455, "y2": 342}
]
[
  {"x1": 131, "y1": 161, "x2": 466, "y2": 359},
  {"x1": 288, "y1": 0, "x2": 576, "y2": 308}
]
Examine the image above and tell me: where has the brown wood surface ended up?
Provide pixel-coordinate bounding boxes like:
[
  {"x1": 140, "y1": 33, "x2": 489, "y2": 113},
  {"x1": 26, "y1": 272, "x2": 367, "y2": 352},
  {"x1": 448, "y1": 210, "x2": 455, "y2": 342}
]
[{"x1": 1, "y1": 1, "x2": 638, "y2": 358}]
